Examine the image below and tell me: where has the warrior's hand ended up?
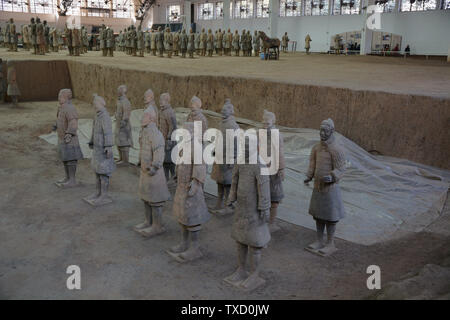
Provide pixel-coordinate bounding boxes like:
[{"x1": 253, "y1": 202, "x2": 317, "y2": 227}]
[
  {"x1": 279, "y1": 168, "x2": 285, "y2": 181},
  {"x1": 104, "y1": 147, "x2": 113, "y2": 159},
  {"x1": 188, "y1": 179, "x2": 200, "y2": 197},
  {"x1": 120, "y1": 120, "x2": 127, "y2": 128},
  {"x1": 304, "y1": 177, "x2": 312, "y2": 184},
  {"x1": 321, "y1": 175, "x2": 334, "y2": 184},
  {"x1": 64, "y1": 133, "x2": 72, "y2": 143},
  {"x1": 259, "y1": 209, "x2": 270, "y2": 222},
  {"x1": 147, "y1": 166, "x2": 157, "y2": 176}
]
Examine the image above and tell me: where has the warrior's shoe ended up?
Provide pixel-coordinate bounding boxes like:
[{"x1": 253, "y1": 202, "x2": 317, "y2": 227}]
[
  {"x1": 138, "y1": 225, "x2": 166, "y2": 238},
  {"x1": 239, "y1": 273, "x2": 266, "y2": 291},
  {"x1": 223, "y1": 267, "x2": 248, "y2": 287},
  {"x1": 318, "y1": 243, "x2": 337, "y2": 257},
  {"x1": 214, "y1": 205, "x2": 234, "y2": 216},
  {"x1": 55, "y1": 180, "x2": 80, "y2": 188},
  {"x1": 305, "y1": 240, "x2": 326, "y2": 255},
  {"x1": 269, "y1": 222, "x2": 281, "y2": 233},
  {"x1": 84, "y1": 194, "x2": 112, "y2": 206},
  {"x1": 133, "y1": 221, "x2": 150, "y2": 231},
  {"x1": 178, "y1": 245, "x2": 203, "y2": 262}
]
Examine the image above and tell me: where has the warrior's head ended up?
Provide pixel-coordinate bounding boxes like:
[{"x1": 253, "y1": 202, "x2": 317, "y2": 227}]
[
  {"x1": 190, "y1": 96, "x2": 202, "y2": 111},
  {"x1": 117, "y1": 85, "x2": 127, "y2": 97},
  {"x1": 320, "y1": 119, "x2": 335, "y2": 142},
  {"x1": 92, "y1": 94, "x2": 106, "y2": 113},
  {"x1": 58, "y1": 89, "x2": 72, "y2": 105},
  {"x1": 221, "y1": 101, "x2": 234, "y2": 119},
  {"x1": 141, "y1": 106, "x2": 157, "y2": 127},
  {"x1": 144, "y1": 89, "x2": 155, "y2": 105},
  {"x1": 160, "y1": 93, "x2": 170, "y2": 107},
  {"x1": 262, "y1": 110, "x2": 276, "y2": 130}
]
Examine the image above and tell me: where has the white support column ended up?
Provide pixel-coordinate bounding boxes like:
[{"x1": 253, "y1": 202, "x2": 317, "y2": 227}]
[
  {"x1": 394, "y1": 0, "x2": 400, "y2": 12},
  {"x1": 360, "y1": 0, "x2": 376, "y2": 55},
  {"x1": 268, "y1": 0, "x2": 279, "y2": 37},
  {"x1": 224, "y1": 0, "x2": 231, "y2": 30},
  {"x1": 184, "y1": 1, "x2": 192, "y2": 31}
]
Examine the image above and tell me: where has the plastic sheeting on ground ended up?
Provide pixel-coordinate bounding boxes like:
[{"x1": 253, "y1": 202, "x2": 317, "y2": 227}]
[{"x1": 40, "y1": 108, "x2": 450, "y2": 245}]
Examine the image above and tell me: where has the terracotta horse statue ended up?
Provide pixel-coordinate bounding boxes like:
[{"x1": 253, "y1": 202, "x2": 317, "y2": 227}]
[{"x1": 259, "y1": 31, "x2": 280, "y2": 60}]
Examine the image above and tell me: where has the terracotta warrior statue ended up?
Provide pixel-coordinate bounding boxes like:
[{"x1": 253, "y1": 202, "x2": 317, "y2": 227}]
[
  {"x1": 156, "y1": 26, "x2": 164, "y2": 57},
  {"x1": 143, "y1": 89, "x2": 159, "y2": 125},
  {"x1": 253, "y1": 30, "x2": 260, "y2": 57},
  {"x1": 8, "y1": 19, "x2": 17, "y2": 52},
  {"x1": 84, "y1": 95, "x2": 116, "y2": 206},
  {"x1": 158, "y1": 93, "x2": 177, "y2": 182},
  {"x1": 106, "y1": 27, "x2": 115, "y2": 57},
  {"x1": 150, "y1": 28, "x2": 157, "y2": 56},
  {"x1": 187, "y1": 29, "x2": 195, "y2": 58},
  {"x1": 187, "y1": 95, "x2": 208, "y2": 138},
  {"x1": 55, "y1": 89, "x2": 83, "y2": 188},
  {"x1": 233, "y1": 30, "x2": 240, "y2": 56},
  {"x1": 225, "y1": 29, "x2": 232, "y2": 56},
  {"x1": 168, "y1": 122, "x2": 211, "y2": 262},
  {"x1": 305, "y1": 34, "x2": 312, "y2": 55},
  {"x1": 304, "y1": 118, "x2": 346, "y2": 256},
  {"x1": 282, "y1": 32, "x2": 289, "y2": 53},
  {"x1": 210, "y1": 101, "x2": 240, "y2": 213},
  {"x1": 99, "y1": 24, "x2": 107, "y2": 56},
  {"x1": 180, "y1": 29, "x2": 188, "y2": 58},
  {"x1": 134, "y1": 107, "x2": 170, "y2": 238},
  {"x1": 199, "y1": 28, "x2": 207, "y2": 56},
  {"x1": 137, "y1": 25, "x2": 144, "y2": 57},
  {"x1": 206, "y1": 29, "x2": 214, "y2": 57},
  {"x1": 223, "y1": 139, "x2": 271, "y2": 291},
  {"x1": 216, "y1": 28, "x2": 223, "y2": 56},
  {"x1": 164, "y1": 27, "x2": 173, "y2": 58},
  {"x1": 261, "y1": 110, "x2": 285, "y2": 233},
  {"x1": 115, "y1": 85, "x2": 133, "y2": 165},
  {"x1": 30, "y1": 18, "x2": 37, "y2": 55},
  {"x1": 173, "y1": 30, "x2": 180, "y2": 56},
  {"x1": 36, "y1": 18, "x2": 45, "y2": 55},
  {"x1": 144, "y1": 30, "x2": 151, "y2": 54}
]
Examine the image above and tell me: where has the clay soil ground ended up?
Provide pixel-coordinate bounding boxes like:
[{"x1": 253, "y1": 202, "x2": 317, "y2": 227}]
[
  {"x1": 0, "y1": 100, "x2": 449, "y2": 299},
  {"x1": 1, "y1": 49, "x2": 450, "y2": 98}
]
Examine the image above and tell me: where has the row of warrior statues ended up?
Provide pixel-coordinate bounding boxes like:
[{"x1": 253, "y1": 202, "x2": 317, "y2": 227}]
[
  {"x1": 55, "y1": 86, "x2": 346, "y2": 291},
  {"x1": 114, "y1": 25, "x2": 264, "y2": 58},
  {"x1": 1, "y1": 18, "x2": 278, "y2": 58}
]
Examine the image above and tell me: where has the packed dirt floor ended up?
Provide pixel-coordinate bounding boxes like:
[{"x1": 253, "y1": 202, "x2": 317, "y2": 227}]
[
  {"x1": 1, "y1": 100, "x2": 449, "y2": 299},
  {"x1": 1, "y1": 48, "x2": 450, "y2": 99}
]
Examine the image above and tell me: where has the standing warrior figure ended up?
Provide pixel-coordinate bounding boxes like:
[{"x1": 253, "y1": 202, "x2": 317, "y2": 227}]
[
  {"x1": 43, "y1": 20, "x2": 50, "y2": 53},
  {"x1": 144, "y1": 30, "x2": 151, "y2": 54},
  {"x1": 261, "y1": 110, "x2": 285, "y2": 233},
  {"x1": 223, "y1": 138, "x2": 271, "y2": 291},
  {"x1": 0, "y1": 28, "x2": 4, "y2": 48},
  {"x1": 99, "y1": 24, "x2": 107, "y2": 56},
  {"x1": 168, "y1": 122, "x2": 211, "y2": 262},
  {"x1": 281, "y1": 32, "x2": 289, "y2": 53},
  {"x1": 9, "y1": 19, "x2": 18, "y2": 52},
  {"x1": 150, "y1": 28, "x2": 157, "y2": 56},
  {"x1": 334, "y1": 35, "x2": 341, "y2": 55},
  {"x1": 187, "y1": 29, "x2": 195, "y2": 58},
  {"x1": 225, "y1": 29, "x2": 232, "y2": 56},
  {"x1": 173, "y1": 30, "x2": 180, "y2": 56},
  {"x1": 156, "y1": 26, "x2": 164, "y2": 57},
  {"x1": 6, "y1": 60, "x2": 21, "y2": 106},
  {"x1": 186, "y1": 95, "x2": 208, "y2": 138},
  {"x1": 210, "y1": 101, "x2": 240, "y2": 213},
  {"x1": 5, "y1": 20, "x2": 11, "y2": 51},
  {"x1": 125, "y1": 26, "x2": 131, "y2": 54},
  {"x1": 194, "y1": 31, "x2": 200, "y2": 55},
  {"x1": 158, "y1": 93, "x2": 177, "y2": 182},
  {"x1": 214, "y1": 30, "x2": 218, "y2": 54},
  {"x1": 55, "y1": 89, "x2": 84, "y2": 188},
  {"x1": 64, "y1": 23, "x2": 73, "y2": 56},
  {"x1": 130, "y1": 25, "x2": 137, "y2": 56},
  {"x1": 36, "y1": 18, "x2": 45, "y2": 55},
  {"x1": 143, "y1": 89, "x2": 159, "y2": 126},
  {"x1": 232, "y1": 30, "x2": 240, "y2": 56},
  {"x1": 253, "y1": 30, "x2": 260, "y2": 57},
  {"x1": 304, "y1": 119, "x2": 346, "y2": 257},
  {"x1": 50, "y1": 27, "x2": 59, "y2": 52},
  {"x1": 72, "y1": 27, "x2": 81, "y2": 56},
  {"x1": 240, "y1": 29, "x2": 247, "y2": 56},
  {"x1": 84, "y1": 95, "x2": 116, "y2": 207},
  {"x1": 305, "y1": 34, "x2": 312, "y2": 55},
  {"x1": 199, "y1": 28, "x2": 207, "y2": 56},
  {"x1": 137, "y1": 25, "x2": 144, "y2": 57},
  {"x1": 30, "y1": 18, "x2": 37, "y2": 54},
  {"x1": 135, "y1": 107, "x2": 170, "y2": 238},
  {"x1": 246, "y1": 31, "x2": 252, "y2": 57},
  {"x1": 206, "y1": 29, "x2": 214, "y2": 57},
  {"x1": 115, "y1": 85, "x2": 133, "y2": 165},
  {"x1": 22, "y1": 24, "x2": 30, "y2": 51},
  {"x1": 216, "y1": 28, "x2": 223, "y2": 56},
  {"x1": 180, "y1": 29, "x2": 188, "y2": 58},
  {"x1": 0, "y1": 58, "x2": 5, "y2": 102},
  {"x1": 82, "y1": 26, "x2": 89, "y2": 53},
  {"x1": 164, "y1": 27, "x2": 173, "y2": 58}
]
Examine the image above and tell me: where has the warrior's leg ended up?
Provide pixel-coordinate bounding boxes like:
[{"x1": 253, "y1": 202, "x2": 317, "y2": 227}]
[
  {"x1": 179, "y1": 227, "x2": 203, "y2": 261},
  {"x1": 224, "y1": 242, "x2": 248, "y2": 286},
  {"x1": 85, "y1": 173, "x2": 101, "y2": 201},
  {"x1": 60, "y1": 160, "x2": 79, "y2": 187},
  {"x1": 210, "y1": 183, "x2": 224, "y2": 210},
  {"x1": 306, "y1": 218, "x2": 326, "y2": 251},
  {"x1": 269, "y1": 201, "x2": 281, "y2": 232},
  {"x1": 170, "y1": 224, "x2": 189, "y2": 253},
  {"x1": 134, "y1": 200, "x2": 152, "y2": 231},
  {"x1": 240, "y1": 246, "x2": 265, "y2": 290},
  {"x1": 318, "y1": 221, "x2": 338, "y2": 255},
  {"x1": 163, "y1": 163, "x2": 171, "y2": 181},
  {"x1": 139, "y1": 205, "x2": 166, "y2": 238},
  {"x1": 57, "y1": 161, "x2": 70, "y2": 183}
]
